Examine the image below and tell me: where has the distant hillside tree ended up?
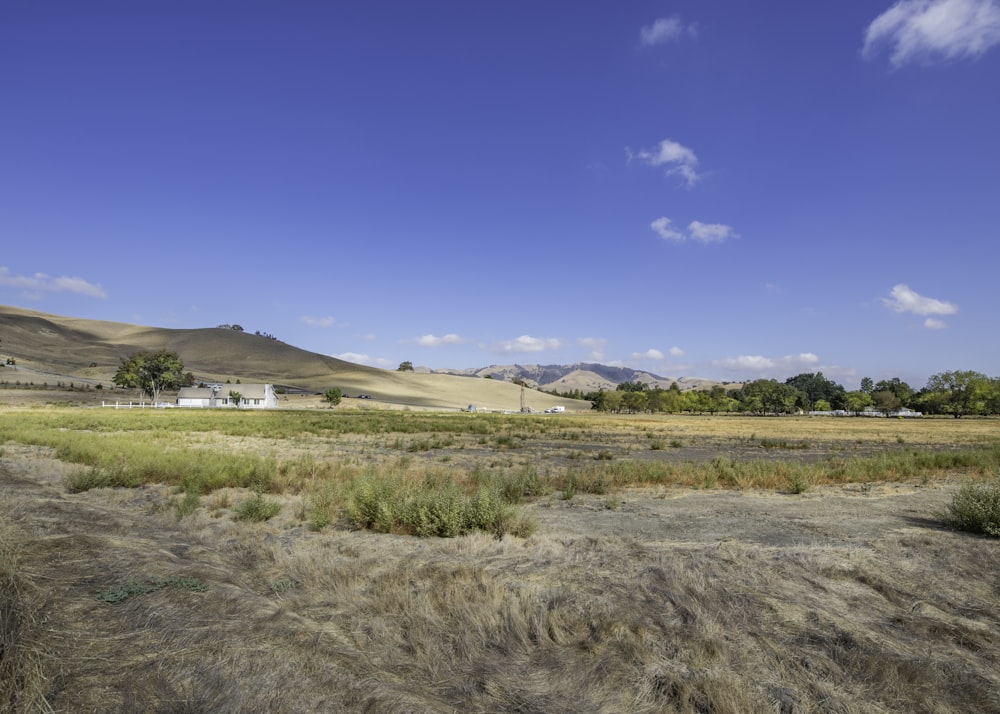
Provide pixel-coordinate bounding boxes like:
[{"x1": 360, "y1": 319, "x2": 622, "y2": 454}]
[
  {"x1": 113, "y1": 350, "x2": 188, "y2": 404},
  {"x1": 323, "y1": 387, "x2": 343, "y2": 406},
  {"x1": 397, "y1": 361, "x2": 414, "y2": 372}
]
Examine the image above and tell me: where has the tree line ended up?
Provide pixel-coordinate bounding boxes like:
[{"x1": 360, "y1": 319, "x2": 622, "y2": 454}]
[{"x1": 548, "y1": 370, "x2": 1000, "y2": 418}]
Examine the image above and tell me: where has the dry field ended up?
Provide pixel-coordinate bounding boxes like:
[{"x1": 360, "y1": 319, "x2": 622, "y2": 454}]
[{"x1": 2, "y1": 406, "x2": 1000, "y2": 713}]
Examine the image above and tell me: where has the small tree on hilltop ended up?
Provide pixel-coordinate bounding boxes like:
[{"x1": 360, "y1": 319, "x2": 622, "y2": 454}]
[
  {"x1": 113, "y1": 350, "x2": 186, "y2": 404},
  {"x1": 323, "y1": 387, "x2": 342, "y2": 406},
  {"x1": 397, "y1": 361, "x2": 414, "y2": 372}
]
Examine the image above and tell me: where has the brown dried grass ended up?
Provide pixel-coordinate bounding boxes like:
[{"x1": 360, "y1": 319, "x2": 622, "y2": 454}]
[{"x1": 4, "y1": 441, "x2": 1000, "y2": 713}]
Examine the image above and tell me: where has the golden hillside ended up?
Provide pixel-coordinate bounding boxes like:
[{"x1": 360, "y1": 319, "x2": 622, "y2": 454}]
[{"x1": 0, "y1": 305, "x2": 586, "y2": 412}]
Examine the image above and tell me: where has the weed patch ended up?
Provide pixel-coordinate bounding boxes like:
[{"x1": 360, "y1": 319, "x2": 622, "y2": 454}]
[
  {"x1": 940, "y1": 478, "x2": 1000, "y2": 537},
  {"x1": 97, "y1": 576, "x2": 208, "y2": 604},
  {"x1": 235, "y1": 492, "x2": 282, "y2": 522}
]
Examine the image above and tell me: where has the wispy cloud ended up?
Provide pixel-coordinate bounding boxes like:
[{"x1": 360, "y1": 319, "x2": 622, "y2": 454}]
[
  {"x1": 632, "y1": 348, "x2": 665, "y2": 360},
  {"x1": 495, "y1": 335, "x2": 561, "y2": 353},
  {"x1": 0, "y1": 266, "x2": 107, "y2": 298},
  {"x1": 300, "y1": 315, "x2": 338, "y2": 328},
  {"x1": 627, "y1": 138, "x2": 701, "y2": 187},
  {"x1": 715, "y1": 352, "x2": 820, "y2": 374},
  {"x1": 414, "y1": 333, "x2": 463, "y2": 347},
  {"x1": 669, "y1": 346, "x2": 685, "y2": 357},
  {"x1": 639, "y1": 16, "x2": 698, "y2": 46},
  {"x1": 863, "y1": 0, "x2": 1000, "y2": 67},
  {"x1": 577, "y1": 337, "x2": 607, "y2": 360},
  {"x1": 333, "y1": 352, "x2": 370, "y2": 364},
  {"x1": 881, "y1": 284, "x2": 957, "y2": 328},
  {"x1": 651, "y1": 217, "x2": 739, "y2": 244}
]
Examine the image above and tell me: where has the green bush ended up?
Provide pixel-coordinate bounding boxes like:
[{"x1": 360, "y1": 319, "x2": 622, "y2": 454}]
[
  {"x1": 346, "y1": 473, "x2": 535, "y2": 538},
  {"x1": 236, "y1": 492, "x2": 282, "y2": 522},
  {"x1": 941, "y1": 478, "x2": 1000, "y2": 537}
]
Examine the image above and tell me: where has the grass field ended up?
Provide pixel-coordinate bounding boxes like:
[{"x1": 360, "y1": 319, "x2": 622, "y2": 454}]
[{"x1": 3, "y1": 407, "x2": 1000, "y2": 712}]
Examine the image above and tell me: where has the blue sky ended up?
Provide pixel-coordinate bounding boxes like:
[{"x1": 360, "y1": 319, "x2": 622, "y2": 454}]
[{"x1": 2, "y1": 1, "x2": 998, "y2": 389}]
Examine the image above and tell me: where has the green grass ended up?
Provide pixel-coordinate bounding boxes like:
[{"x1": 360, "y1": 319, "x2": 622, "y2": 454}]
[
  {"x1": 4, "y1": 409, "x2": 999, "y2": 539},
  {"x1": 235, "y1": 492, "x2": 282, "y2": 522},
  {"x1": 345, "y1": 472, "x2": 536, "y2": 538},
  {"x1": 97, "y1": 576, "x2": 208, "y2": 604}
]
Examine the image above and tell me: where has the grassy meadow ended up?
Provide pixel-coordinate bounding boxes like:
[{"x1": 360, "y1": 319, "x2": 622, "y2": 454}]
[{"x1": 3, "y1": 406, "x2": 1000, "y2": 712}]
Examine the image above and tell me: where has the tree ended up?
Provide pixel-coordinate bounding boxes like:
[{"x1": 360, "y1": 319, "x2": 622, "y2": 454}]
[
  {"x1": 871, "y1": 390, "x2": 901, "y2": 416},
  {"x1": 397, "y1": 361, "x2": 414, "y2": 372},
  {"x1": 737, "y1": 380, "x2": 799, "y2": 415},
  {"x1": 785, "y1": 372, "x2": 847, "y2": 411},
  {"x1": 228, "y1": 390, "x2": 243, "y2": 408},
  {"x1": 873, "y1": 378, "x2": 914, "y2": 408},
  {"x1": 621, "y1": 390, "x2": 648, "y2": 413},
  {"x1": 323, "y1": 387, "x2": 343, "y2": 406},
  {"x1": 113, "y1": 350, "x2": 187, "y2": 404},
  {"x1": 860, "y1": 377, "x2": 874, "y2": 395},
  {"x1": 923, "y1": 370, "x2": 991, "y2": 418},
  {"x1": 845, "y1": 390, "x2": 873, "y2": 415}
]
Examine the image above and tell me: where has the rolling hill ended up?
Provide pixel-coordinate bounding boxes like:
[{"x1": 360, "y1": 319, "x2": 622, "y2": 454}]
[
  {"x1": 0, "y1": 305, "x2": 584, "y2": 412},
  {"x1": 428, "y1": 363, "x2": 724, "y2": 392}
]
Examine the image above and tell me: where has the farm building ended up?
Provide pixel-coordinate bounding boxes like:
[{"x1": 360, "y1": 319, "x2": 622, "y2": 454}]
[{"x1": 176, "y1": 384, "x2": 278, "y2": 409}]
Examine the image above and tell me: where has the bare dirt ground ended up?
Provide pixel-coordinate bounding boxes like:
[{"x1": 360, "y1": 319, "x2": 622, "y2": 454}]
[{"x1": 5, "y1": 438, "x2": 999, "y2": 713}]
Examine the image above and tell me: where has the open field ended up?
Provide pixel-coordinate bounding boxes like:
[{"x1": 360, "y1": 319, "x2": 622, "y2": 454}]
[{"x1": 3, "y1": 407, "x2": 1000, "y2": 712}]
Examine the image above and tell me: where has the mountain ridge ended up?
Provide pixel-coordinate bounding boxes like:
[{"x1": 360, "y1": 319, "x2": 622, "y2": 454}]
[{"x1": 425, "y1": 363, "x2": 724, "y2": 392}]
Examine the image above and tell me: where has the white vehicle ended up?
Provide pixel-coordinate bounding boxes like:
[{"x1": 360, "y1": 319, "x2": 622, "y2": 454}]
[{"x1": 544, "y1": 405, "x2": 565, "y2": 413}]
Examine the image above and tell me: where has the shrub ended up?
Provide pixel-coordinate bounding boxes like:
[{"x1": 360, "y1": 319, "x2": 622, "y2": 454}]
[
  {"x1": 941, "y1": 478, "x2": 1000, "y2": 537},
  {"x1": 236, "y1": 492, "x2": 282, "y2": 522}
]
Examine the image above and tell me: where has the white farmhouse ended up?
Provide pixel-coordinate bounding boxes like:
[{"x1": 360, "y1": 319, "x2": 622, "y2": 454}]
[{"x1": 176, "y1": 384, "x2": 279, "y2": 409}]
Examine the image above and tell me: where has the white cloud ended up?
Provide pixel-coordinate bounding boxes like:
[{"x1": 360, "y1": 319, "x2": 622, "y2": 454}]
[
  {"x1": 495, "y1": 335, "x2": 561, "y2": 353},
  {"x1": 651, "y1": 217, "x2": 685, "y2": 241},
  {"x1": 669, "y1": 346, "x2": 685, "y2": 357},
  {"x1": 300, "y1": 315, "x2": 338, "y2": 328},
  {"x1": 639, "y1": 16, "x2": 697, "y2": 46},
  {"x1": 415, "y1": 333, "x2": 463, "y2": 347},
  {"x1": 334, "y1": 352, "x2": 370, "y2": 364},
  {"x1": 0, "y1": 266, "x2": 107, "y2": 298},
  {"x1": 633, "y1": 348, "x2": 665, "y2": 360},
  {"x1": 627, "y1": 138, "x2": 701, "y2": 187},
  {"x1": 577, "y1": 337, "x2": 607, "y2": 360},
  {"x1": 651, "y1": 217, "x2": 739, "y2": 244},
  {"x1": 863, "y1": 0, "x2": 1000, "y2": 67},
  {"x1": 688, "y1": 221, "x2": 740, "y2": 244},
  {"x1": 715, "y1": 352, "x2": 820, "y2": 374},
  {"x1": 881, "y1": 284, "x2": 958, "y2": 326}
]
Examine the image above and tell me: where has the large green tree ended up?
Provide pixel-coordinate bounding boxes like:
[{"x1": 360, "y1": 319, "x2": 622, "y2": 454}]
[
  {"x1": 737, "y1": 380, "x2": 799, "y2": 415},
  {"x1": 113, "y1": 350, "x2": 188, "y2": 404},
  {"x1": 922, "y1": 370, "x2": 991, "y2": 418},
  {"x1": 785, "y1": 372, "x2": 847, "y2": 411},
  {"x1": 873, "y1": 378, "x2": 914, "y2": 408}
]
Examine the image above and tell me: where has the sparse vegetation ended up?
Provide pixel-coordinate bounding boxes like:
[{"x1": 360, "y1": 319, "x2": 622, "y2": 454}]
[
  {"x1": 97, "y1": 575, "x2": 208, "y2": 604},
  {"x1": 941, "y1": 477, "x2": 1000, "y2": 536},
  {"x1": 3, "y1": 406, "x2": 1000, "y2": 711},
  {"x1": 235, "y1": 492, "x2": 282, "y2": 522}
]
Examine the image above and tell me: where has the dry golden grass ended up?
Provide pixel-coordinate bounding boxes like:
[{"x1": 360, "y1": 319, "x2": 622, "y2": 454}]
[{"x1": 3, "y1": 410, "x2": 1000, "y2": 712}]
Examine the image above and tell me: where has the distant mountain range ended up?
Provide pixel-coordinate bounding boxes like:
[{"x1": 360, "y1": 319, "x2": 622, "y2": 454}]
[{"x1": 425, "y1": 363, "x2": 724, "y2": 392}]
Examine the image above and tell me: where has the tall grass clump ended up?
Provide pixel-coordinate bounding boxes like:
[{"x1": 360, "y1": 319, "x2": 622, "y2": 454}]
[
  {"x1": 940, "y1": 477, "x2": 1000, "y2": 537},
  {"x1": 346, "y1": 472, "x2": 535, "y2": 538},
  {"x1": 235, "y1": 492, "x2": 282, "y2": 522}
]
